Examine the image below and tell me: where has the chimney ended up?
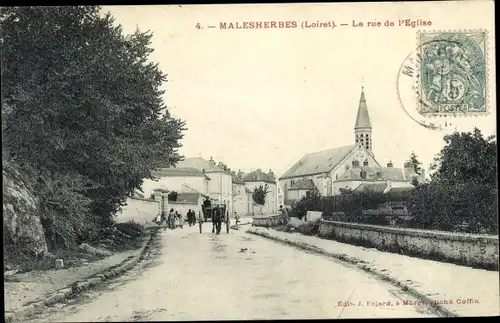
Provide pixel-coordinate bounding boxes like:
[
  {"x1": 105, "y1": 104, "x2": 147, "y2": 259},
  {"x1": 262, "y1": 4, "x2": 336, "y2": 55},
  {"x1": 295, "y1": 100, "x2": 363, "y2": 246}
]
[
  {"x1": 387, "y1": 161, "x2": 393, "y2": 168},
  {"x1": 209, "y1": 157, "x2": 216, "y2": 168},
  {"x1": 268, "y1": 169, "x2": 275, "y2": 180}
]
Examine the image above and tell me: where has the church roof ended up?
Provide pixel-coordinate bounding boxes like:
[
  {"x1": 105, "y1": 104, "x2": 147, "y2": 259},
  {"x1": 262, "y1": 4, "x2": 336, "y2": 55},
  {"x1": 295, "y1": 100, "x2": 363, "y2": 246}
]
[
  {"x1": 386, "y1": 186, "x2": 415, "y2": 194},
  {"x1": 242, "y1": 170, "x2": 276, "y2": 184},
  {"x1": 232, "y1": 176, "x2": 245, "y2": 185},
  {"x1": 279, "y1": 145, "x2": 357, "y2": 180},
  {"x1": 354, "y1": 182, "x2": 387, "y2": 193},
  {"x1": 288, "y1": 179, "x2": 316, "y2": 190},
  {"x1": 337, "y1": 166, "x2": 406, "y2": 182},
  {"x1": 354, "y1": 89, "x2": 372, "y2": 129}
]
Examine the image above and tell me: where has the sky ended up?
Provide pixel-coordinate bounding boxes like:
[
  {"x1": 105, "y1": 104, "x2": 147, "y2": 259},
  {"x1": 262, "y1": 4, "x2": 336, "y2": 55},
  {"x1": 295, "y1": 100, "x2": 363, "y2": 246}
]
[{"x1": 103, "y1": 2, "x2": 495, "y2": 178}]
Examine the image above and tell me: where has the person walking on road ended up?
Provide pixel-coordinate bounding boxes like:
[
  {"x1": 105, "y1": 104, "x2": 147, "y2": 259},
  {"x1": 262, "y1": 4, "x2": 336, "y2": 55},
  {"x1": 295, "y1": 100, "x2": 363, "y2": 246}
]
[
  {"x1": 168, "y1": 209, "x2": 175, "y2": 229},
  {"x1": 187, "y1": 209, "x2": 192, "y2": 227}
]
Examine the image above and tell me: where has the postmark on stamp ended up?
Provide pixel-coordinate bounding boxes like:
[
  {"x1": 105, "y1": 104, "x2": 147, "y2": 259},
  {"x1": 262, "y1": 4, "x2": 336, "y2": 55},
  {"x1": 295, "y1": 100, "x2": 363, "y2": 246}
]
[
  {"x1": 396, "y1": 30, "x2": 490, "y2": 132},
  {"x1": 417, "y1": 31, "x2": 487, "y2": 116}
]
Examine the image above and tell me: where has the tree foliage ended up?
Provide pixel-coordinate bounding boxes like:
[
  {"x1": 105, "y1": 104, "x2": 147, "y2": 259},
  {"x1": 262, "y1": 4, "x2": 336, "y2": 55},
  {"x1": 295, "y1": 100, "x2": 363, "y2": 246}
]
[
  {"x1": 430, "y1": 128, "x2": 496, "y2": 185},
  {"x1": 168, "y1": 191, "x2": 178, "y2": 202},
  {"x1": 291, "y1": 188, "x2": 322, "y2": 219},
  {"x1": 252, "y1": 184, "x2": 270, "y2": 206},
  {"x1": 1, "y1": 6, "x2": 185, "y2": 245},
  {"x1": 409, "y1": 151, "x2": 423, "y2": 175},
  {"x1": 411, "y1": 128, "x2": 497, "y2": 234}
]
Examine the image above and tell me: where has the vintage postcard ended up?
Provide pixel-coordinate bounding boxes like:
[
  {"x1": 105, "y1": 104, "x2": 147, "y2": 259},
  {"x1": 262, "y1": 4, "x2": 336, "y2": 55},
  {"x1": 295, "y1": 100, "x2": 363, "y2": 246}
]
[{"x1": 2, "y1": 1, "x2": 497, "y2": 321}]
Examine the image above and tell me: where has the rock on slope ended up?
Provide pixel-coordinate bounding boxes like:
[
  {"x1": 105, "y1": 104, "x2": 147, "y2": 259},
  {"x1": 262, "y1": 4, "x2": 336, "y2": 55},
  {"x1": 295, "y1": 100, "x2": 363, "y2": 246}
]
[{"x1": 3, "y1": 162, "x2": 48, "y2": 261}]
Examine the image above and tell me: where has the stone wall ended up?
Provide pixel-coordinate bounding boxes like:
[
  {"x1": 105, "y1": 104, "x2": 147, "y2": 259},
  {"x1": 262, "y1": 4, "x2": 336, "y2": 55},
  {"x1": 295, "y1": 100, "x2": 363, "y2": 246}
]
[
  {"x1": 318, "y1": 220, "x2": 499, "y2": 270},
  {"x1": 252, "y1": 215, "x2": 280, "y2": 227},
  {"x1": 169, "y1": 201, "x2": 201, "y2": 220}
]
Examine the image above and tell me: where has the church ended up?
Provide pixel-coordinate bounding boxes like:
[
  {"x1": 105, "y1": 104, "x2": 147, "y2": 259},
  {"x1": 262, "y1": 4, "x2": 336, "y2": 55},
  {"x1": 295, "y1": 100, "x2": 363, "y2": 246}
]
[{"x1": 278, "y1": 87, "x2": 425, "y2": 206}]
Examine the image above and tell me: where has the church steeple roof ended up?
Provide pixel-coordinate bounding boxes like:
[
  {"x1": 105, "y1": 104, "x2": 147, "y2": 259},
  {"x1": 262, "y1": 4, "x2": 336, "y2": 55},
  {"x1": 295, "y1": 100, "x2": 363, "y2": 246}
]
[{"x1": 354, "y1": 87, "x2": 372, "y2": 129}]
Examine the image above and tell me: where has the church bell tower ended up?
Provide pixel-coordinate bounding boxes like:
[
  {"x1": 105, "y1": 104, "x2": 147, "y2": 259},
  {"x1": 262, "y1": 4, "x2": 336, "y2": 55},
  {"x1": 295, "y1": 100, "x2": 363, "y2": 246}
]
[{"x1": 354, "y1": 86, "x2": 372, "y2": 151}]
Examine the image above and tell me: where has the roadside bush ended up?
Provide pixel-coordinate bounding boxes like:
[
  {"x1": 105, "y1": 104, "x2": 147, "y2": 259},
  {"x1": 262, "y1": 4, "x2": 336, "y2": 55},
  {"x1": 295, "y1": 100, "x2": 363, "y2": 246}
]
[
  {"x1": 296, "y1": 219, "x2": 320, "y2": 236},
  {"x1": 115, "y1": 221, "x2": 146, "y2": 238},
  {"x1": 407, "y1": 181, "x2": 498, "y2": 234}
]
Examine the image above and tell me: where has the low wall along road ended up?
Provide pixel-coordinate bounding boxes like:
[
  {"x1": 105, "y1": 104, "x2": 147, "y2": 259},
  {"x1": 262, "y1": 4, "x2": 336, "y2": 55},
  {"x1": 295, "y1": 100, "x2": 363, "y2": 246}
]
[
  {"x1": 252, "y1": 215, "x2": 499, "y2": 270},
  {"x1": 318, "y1": 220, "x2": 498, "y2": 270}
]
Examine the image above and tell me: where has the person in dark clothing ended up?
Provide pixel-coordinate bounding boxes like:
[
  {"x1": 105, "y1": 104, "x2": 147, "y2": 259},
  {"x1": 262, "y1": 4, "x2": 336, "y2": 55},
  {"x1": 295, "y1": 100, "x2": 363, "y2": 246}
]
[
  {"x1": 212, "y1": 208, "x2": 222, "y2": 234},
  {"x1": 187, "y1": 209, "x2": 192, "y2": 227},
  {"x1": 191, "y1": 209, "x2": 196, "y2": 226}
]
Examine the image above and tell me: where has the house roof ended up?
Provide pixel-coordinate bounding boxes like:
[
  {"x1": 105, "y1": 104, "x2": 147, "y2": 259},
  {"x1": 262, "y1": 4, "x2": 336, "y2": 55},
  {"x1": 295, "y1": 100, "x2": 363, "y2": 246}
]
[
  {"x1": 354, "y1": 182, "x2": 387, "y2": 193},
  {"x1": 355, "y1": 89, "x2": 372, "y2": 129},
  {"x1": 337, "y1": 166, "x2": 406, "y2": 182},
  {"x1": 175, "y1": 157, "x2": 228, "y2": 173},
  {"x1": 288, "y1": 179, "x2": 316, "y2": 190},
  {"x1": 176, "y1": 192, "x2": 201, "y2": 204},
  {"x1": 386, "y1": 186, "x2": 415, "y2": 194},
  {"x1": 152, "y1": 167, "x2": 211, "y2": 180},
  {"x1": 174, "y1": 157, "x2": 210, "y2": 170},
  {"x1": 242, "y1": 170, "x2": 276, "y2": 184},
  {"x1": 279, "y1": 144, "x2": 357, "y2": 180},
  {"x1": 232, "y1": 176, "x2": 245, "y2": 185},
  {"x1": 403, "y1": 167, "x2": 423, "y2": 181}
]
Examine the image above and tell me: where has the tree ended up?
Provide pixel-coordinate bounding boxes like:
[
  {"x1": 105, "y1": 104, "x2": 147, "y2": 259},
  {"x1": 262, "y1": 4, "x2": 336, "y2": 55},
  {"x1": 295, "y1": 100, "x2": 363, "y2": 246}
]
[
  {"x1": 168, "y1": 191, "x2": 178, "y2": 202},
  {"x1": 409, "y1": 128, "x2": 498, "y2": 234},
  {"x1": 1, "y1": 6, "x2": 185, "y2": 244},
  {"x1": 430, "y1": 128, "x2": 496, "y2": 185},
  {"x1": 408, "y1": 152, "x2": 423, "y2": 186},
  {"x1": 292, "y1": 188, "x2": 322, "y2": 219},
  {"x1": 252, "y1": 184, "x2": 270, "y2": 215},
  {"x1": 409, "y1": 151, "x2": 423, "y2": 175}
]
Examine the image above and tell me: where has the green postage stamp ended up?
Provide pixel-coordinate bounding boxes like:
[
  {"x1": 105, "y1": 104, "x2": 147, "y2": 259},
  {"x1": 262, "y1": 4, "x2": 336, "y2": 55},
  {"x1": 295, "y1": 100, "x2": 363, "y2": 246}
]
[{"x1": 417, "y1": 31, "x2": 487, "y2": 116}]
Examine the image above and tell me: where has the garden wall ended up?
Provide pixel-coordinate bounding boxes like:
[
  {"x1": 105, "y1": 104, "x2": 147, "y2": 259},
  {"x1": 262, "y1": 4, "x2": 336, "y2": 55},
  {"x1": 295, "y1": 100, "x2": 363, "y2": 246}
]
[
  {"x1": 115, "y1": 197, "x2": 159, "y2": 225},
  {"x1": 252, "y1": 215, "x2": 281, "y2": 227}
]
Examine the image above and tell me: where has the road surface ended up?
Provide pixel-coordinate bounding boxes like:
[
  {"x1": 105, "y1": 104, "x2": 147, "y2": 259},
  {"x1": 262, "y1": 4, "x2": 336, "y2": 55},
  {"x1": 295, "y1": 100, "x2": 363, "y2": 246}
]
[{"x1": 23, "y1": 224, "x2": 441, "y2": 321}]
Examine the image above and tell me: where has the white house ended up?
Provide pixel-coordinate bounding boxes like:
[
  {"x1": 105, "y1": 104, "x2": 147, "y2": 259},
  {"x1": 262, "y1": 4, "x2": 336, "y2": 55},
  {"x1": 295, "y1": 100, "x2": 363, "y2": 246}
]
[
  {"x1": 175, "y1": 157, "x2": 233, "y2": 213},
  {"x1": 231, "y1": 175, "x2": 251, "y2": 215},
  {"x1": 242, "y1": 169, "x2": 278, "y2": 215},
  {"x1": 141, "y1": 167, "x2": 211, "y2": 198}
]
